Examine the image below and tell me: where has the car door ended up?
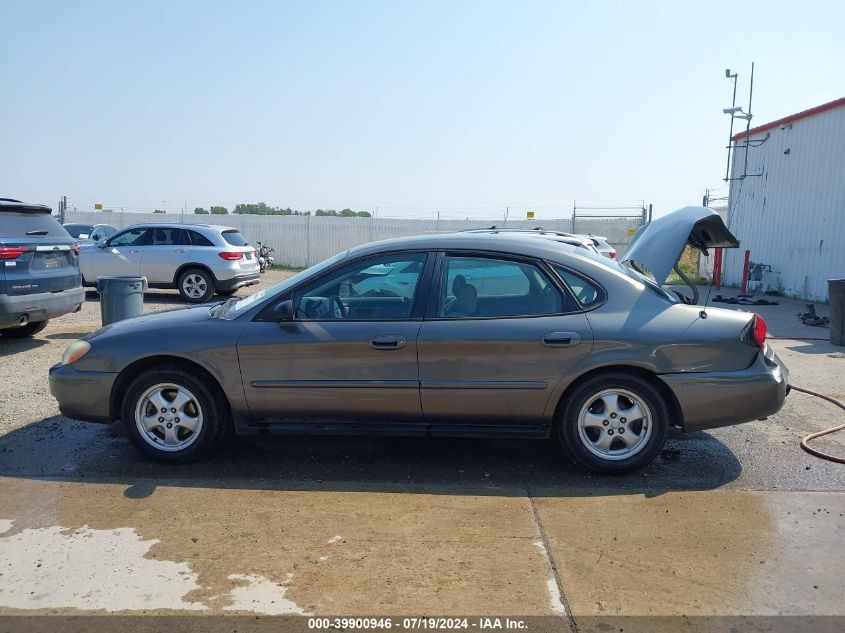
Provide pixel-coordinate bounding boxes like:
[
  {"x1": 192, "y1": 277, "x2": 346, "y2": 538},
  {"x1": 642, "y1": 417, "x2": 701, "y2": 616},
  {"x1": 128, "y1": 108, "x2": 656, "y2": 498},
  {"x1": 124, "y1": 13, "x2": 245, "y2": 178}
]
[
  {"x1": 237, "y1": 251, "x2": 433, "y2": 424},
  {"x1": 417, "y1": 252, "x2": 594, "y2": 426},
  {"x1": 142, "y1": 227, "x2": 190, "y2": 284},
  {"x1": 87, "y1": 227, "x2": 150, "y2": 280}
]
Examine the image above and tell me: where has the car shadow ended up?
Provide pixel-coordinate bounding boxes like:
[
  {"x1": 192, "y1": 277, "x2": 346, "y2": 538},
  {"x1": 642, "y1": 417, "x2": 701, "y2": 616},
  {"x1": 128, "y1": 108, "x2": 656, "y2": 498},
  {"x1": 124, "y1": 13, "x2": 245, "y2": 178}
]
[
  {"x1": 0, "y1": 337, "x2": 49, "y2": 356},
  {"x1": 0, "y1": 415, "x2": 742, "y2": 498},
  {"x1": 784, "y1": 339, "x2": 841, "y2": 355}
]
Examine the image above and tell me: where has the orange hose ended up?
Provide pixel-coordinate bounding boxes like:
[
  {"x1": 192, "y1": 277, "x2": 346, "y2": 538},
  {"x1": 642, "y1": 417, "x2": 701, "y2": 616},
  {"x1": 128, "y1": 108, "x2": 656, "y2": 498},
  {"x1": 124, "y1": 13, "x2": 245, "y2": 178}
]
[{"x1": 791, "y1": 386, "x2": 845, "y2": 464}]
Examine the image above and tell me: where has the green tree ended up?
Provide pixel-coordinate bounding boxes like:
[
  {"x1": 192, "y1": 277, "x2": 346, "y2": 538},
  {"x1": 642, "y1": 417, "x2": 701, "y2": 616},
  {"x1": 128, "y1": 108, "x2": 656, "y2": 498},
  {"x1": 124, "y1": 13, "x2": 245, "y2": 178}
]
[
  {"x1": 210, "y1": 206, "x2": 228, "y2": 215},
  {"x1": 194, "y1": 207, "x2": 209, "y2": 214}
]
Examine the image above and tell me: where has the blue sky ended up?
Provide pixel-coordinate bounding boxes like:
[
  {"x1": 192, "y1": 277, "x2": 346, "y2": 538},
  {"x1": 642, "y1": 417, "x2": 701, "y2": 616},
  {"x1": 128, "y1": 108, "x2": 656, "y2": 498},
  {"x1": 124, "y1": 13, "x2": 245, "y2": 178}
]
[{"x1": 2, "y1": 0, "x2": 843, "y2": 218}]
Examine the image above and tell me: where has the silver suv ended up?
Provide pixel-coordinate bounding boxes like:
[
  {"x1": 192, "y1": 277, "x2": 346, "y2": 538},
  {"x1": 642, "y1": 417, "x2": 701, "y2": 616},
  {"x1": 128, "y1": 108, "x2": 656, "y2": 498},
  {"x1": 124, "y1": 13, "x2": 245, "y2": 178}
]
[{"x1": 78, "y1": 223, "x2": 260, "y2": 302}]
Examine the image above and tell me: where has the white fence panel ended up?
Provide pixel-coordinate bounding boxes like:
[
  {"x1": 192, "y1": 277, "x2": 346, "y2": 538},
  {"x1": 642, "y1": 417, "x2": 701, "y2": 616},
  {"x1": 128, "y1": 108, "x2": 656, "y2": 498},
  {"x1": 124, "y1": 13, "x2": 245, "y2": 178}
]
[{"x1": 64, "y1": 211, "x2": 643, "y2": 268}]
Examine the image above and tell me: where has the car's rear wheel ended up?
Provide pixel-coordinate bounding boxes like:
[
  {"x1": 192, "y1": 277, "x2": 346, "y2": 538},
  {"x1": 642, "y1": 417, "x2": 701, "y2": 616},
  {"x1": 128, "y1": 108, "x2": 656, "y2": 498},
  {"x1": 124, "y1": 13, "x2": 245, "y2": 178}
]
[
  {"x1": 178, "y1": 268, "x2": 215, "y2": 303},
  {"x1": 555, "y1": 372, "x2": 669, "y2": 474},
  {"x1": 0, "y1": 320, "x2": 49, "y2": 338},
  {"x1": 122, "y1": 366, "x2": 228, "y2": 462}
]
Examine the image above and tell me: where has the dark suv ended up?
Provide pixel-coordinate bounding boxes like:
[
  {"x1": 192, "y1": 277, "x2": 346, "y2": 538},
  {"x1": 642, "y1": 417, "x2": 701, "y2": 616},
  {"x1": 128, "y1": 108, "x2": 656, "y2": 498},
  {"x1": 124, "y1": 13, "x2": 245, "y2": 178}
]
[{"x1": 0, "y1": 199, "x2": 85, "y2": 338}]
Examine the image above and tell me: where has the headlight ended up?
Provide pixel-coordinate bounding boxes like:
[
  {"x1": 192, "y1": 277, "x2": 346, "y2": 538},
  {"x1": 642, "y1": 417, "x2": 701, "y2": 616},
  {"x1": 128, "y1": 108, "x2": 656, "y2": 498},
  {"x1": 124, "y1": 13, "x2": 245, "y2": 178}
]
[{"x1": 62, "y1": 340, "x2": 91, "y2": 365}]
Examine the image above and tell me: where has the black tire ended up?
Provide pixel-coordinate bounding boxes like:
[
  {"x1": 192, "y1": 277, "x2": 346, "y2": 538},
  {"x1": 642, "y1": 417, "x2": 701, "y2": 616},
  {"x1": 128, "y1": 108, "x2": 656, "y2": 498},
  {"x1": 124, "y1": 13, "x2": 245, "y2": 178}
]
[
  {"x1": 215, "y1": 288, "x2": 238, "y2": 297},
  {"x1": 554, "y1": 371, "x2": 669, "y2": 474},
  {"x1": 177, "y1": 268, "x2": 215, "y2": 303},
  {"x1": 0, "y1": 320, "x2": 49, "y2": 338},
  {"x1": 121, "y1": 365, "x2": 230, "y2": 463}
]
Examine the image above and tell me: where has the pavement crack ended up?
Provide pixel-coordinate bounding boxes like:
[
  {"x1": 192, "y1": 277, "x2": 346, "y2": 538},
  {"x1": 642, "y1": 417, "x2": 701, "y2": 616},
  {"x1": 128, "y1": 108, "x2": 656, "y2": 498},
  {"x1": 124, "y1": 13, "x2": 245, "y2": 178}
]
[{"x1": 526, "y1": 486, "x2": 578, "y2": 632}]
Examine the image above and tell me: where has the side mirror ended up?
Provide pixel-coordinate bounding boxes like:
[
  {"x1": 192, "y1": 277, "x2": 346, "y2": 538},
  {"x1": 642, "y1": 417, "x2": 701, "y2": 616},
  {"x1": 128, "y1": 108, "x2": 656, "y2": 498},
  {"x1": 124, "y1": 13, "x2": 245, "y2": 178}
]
[
  {"x1": 272, "y1": 299, "x2": 295, "y2": 322},
  {"x1": 98, "y1": 240, "x2": 109, "y2": 248}
]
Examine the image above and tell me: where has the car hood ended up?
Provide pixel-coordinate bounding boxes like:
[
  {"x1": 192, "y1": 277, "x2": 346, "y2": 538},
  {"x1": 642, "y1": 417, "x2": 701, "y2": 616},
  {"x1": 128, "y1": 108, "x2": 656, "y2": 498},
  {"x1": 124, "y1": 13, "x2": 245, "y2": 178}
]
[
  {"x1": 86, "y1": 303, "x2": 215, "y2": 341},
  {"x1": 621, "y1": 206, "x2": 738, "y2": 284}
]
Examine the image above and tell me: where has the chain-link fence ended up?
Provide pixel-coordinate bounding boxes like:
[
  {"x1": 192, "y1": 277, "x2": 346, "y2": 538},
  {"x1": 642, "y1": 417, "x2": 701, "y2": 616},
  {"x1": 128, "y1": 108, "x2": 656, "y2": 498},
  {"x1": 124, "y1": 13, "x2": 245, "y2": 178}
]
[{"x1": 63, "y1": 210, "x2": 645, "y2": 268}]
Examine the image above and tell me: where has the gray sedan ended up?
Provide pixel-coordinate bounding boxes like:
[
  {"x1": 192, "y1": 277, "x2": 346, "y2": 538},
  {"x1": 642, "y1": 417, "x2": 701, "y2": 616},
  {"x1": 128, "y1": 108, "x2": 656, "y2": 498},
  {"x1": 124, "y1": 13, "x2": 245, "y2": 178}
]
[{"x1": 49, "y1": 207, "x2": 789, "y2": 473}]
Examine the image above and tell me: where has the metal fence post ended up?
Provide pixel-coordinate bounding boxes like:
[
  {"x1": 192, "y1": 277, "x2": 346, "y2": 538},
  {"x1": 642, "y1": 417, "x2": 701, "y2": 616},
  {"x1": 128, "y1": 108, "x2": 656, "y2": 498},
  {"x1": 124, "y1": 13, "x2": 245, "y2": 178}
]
[{"x1": 306, "y1": 214, "x2": 311, "y2": 267}]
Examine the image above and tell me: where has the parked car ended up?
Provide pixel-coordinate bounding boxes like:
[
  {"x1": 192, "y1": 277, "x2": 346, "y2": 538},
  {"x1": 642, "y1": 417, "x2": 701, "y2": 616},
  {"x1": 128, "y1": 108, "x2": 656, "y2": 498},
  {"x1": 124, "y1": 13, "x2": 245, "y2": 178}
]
[
  {"x1": 50, "y1": 207, "x2": 789, "y2": 473},
  {"x1": 583, "y1": 234, "x2": 616, "y2": 259},
  {"x1": 1, "y1": 199, "x2": 84, "y2": 338},
  {"x1": 78, "y1": 223, "x2": 260, "y2": 302},
  {"x1": 63, "y1": 222, "x2": 118, "y2": 245},
  {"x1": 464, "y1": 227, "x2": 602, "y2": 254}
]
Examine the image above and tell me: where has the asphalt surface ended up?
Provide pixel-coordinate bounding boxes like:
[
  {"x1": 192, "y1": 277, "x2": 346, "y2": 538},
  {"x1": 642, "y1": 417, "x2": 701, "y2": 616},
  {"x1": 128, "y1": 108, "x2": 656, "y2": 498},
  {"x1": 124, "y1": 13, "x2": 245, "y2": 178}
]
[{"x1": 1, "y1": 271, "x2": 843, "y2": 628}]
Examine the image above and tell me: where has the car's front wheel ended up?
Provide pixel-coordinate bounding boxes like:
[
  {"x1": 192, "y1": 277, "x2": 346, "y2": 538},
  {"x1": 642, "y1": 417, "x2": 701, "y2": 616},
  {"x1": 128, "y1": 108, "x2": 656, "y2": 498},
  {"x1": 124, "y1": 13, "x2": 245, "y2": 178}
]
[
  {"x1": 178, "y1": 268, "x2": 215, "y2": 303},
  {"x1": 0, "y1": 320, "x2": 49, "y2": 338},
  {"x1": 122, "y1": 366, "x2": 228, "y2": 462},
  {"x1": 556, "y1": 372, "x2": 669, "y2": 474}
]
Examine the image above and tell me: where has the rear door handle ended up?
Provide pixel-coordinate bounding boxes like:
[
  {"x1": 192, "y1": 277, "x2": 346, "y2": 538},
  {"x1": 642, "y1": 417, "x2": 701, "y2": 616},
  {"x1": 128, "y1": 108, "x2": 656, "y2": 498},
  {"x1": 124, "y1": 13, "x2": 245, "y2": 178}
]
[
  {"x1": 542, "y1": 331, "x2": 581, "y2": 347},
  {"x1": 370, "y1": 335, "x2": 407, "y2": 350},
  {"x1": 175, "y1": 249, "x2": 187, "y2": 253}
]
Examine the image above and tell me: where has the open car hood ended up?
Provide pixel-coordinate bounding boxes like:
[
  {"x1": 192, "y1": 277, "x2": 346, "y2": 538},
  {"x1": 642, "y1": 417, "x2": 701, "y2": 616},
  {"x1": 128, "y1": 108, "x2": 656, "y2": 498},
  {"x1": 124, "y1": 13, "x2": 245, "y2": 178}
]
[{"x1": 621, "y1": 206, "x2": 739, "y2": 285}]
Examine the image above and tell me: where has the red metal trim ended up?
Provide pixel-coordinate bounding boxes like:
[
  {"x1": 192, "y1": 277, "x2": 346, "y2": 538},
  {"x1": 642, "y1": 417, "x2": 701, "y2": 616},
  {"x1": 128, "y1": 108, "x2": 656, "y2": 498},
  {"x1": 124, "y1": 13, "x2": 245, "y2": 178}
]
[
  {"x1": 731, "y1": 96, "x2": 845, "y2": 141},
  {"x1": 713, "y1": 247, "x2": 723, "y2": 291},
  {"x1": 740, "y1": 250, "x2": 751, "y2": 294}
]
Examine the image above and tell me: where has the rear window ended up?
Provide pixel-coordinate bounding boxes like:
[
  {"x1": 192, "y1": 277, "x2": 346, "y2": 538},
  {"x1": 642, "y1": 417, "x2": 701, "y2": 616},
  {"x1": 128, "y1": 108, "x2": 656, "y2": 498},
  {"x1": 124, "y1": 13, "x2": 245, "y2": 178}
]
[
  {"x1": 63, "y1": 224, "x2": 94, "y2": 238},
  {"x1": 221, "y1": 230, "x2": 248, "y2": 246},
  {"x1": 1, "y1": 212, "x2": 70, "y2": 238}
]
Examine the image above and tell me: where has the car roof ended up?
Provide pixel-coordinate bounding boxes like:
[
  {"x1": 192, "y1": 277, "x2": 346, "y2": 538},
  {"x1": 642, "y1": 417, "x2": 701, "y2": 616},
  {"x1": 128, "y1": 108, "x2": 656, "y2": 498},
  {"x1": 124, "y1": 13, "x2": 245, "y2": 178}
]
[
  {"x1": 0, "y1": 198, "x2": 52, "y2": 214},
  {"x1": 346, "y1": 232, "x2": 584, "y2": 262},
  {"x1": 123, "y1": 223, "x2": 238, "y2": 232}
]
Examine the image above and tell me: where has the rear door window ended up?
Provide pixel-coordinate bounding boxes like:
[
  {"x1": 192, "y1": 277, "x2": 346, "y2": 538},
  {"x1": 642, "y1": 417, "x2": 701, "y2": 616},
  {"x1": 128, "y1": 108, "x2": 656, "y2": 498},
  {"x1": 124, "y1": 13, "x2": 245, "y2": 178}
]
[
  {"x1": 149, "y1": 227, "x2": 185, "y2": 245},
  {"x1": 439, "y1": 255, "x2": 571, "y2": 318},
  {"x1": 222, "y1": 230, "x2": 248, "y2": 246}
]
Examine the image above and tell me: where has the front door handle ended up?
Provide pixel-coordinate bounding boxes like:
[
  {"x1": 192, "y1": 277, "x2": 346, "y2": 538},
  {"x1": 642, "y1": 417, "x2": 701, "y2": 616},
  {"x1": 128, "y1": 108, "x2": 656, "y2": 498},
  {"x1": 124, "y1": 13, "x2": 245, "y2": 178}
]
[
  {"x1": 542, "y1": 331, "x2": 581, "y2": 347},
  {"x1": 370, "y1": 335, "x2": 407, "y2": 350},
  {"x1": 175, "y1": 249, "x2": 187, "y2": 253},
  {"x1": 129, "y1": 249, "x2": 140, "y2": 253}
]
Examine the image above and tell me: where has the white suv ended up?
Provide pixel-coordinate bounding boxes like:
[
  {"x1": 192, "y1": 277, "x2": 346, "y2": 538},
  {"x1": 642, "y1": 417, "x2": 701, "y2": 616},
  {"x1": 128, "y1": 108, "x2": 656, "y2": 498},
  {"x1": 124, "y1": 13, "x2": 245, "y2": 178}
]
[{"x1": 78, "y1": 223, "x2": 260, "y2": 302}]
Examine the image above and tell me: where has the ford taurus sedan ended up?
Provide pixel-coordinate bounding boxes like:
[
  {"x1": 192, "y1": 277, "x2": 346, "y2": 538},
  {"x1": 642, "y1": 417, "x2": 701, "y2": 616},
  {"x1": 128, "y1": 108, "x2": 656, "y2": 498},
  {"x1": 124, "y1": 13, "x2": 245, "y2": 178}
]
[{"x1": 50, "y1": 207, "x2": 789, "y2": 473}]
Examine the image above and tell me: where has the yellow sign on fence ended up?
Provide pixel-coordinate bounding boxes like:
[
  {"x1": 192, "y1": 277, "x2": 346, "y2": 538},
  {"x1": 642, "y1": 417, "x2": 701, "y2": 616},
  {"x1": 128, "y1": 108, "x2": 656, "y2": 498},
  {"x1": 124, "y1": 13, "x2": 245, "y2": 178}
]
[
  {"x1": 526, "y1": 210, "x2": 535, "y2": 220},
  {"x1": 94, "y1": 203, "x2": 103, "y2": 210}
]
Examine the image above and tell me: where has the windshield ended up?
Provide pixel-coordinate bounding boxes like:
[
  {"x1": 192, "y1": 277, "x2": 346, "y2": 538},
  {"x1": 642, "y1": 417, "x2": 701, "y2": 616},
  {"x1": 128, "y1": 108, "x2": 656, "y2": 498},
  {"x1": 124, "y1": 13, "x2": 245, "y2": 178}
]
[
  {"x1": 216, "y1": 250, "x2": 349, "y2": 319},
  {"x1": 571, "y1": 249, "x2": 678, "y2": 302}
]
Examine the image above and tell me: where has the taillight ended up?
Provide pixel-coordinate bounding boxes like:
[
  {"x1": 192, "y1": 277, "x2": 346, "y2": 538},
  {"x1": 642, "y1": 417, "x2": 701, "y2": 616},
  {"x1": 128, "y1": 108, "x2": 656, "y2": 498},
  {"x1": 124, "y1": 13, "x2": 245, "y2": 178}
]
[
  {"x1": 218, "y1": 251, "x2": 244, "y2": 260},
  {"x1": 0, "y1": 246, "x2": 28, "y2": 259},
  {"x1": 609, "y1": 252, "x2": 617, "y2": 259},
  {"x1": 752, "y1": 314, "x2": 767, "y2": 349}
]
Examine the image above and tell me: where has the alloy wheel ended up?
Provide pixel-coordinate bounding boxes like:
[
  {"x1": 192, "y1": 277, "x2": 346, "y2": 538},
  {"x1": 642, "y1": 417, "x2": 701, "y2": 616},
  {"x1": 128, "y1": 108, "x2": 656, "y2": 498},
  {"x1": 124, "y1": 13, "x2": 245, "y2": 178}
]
[
  {"x1": 134, "y1": 383, "x2": 204, "y2": 452},
  {"x1": 576, "y1": 388, "x2": 652, "y2": 461}
]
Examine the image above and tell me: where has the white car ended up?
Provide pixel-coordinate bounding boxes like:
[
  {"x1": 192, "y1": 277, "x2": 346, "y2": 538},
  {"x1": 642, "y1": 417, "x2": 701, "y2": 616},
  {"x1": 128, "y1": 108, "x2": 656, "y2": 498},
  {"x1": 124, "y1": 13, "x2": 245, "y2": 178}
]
[{"x1": 79, "y1": 223, "x2": 260, "y2": 302}]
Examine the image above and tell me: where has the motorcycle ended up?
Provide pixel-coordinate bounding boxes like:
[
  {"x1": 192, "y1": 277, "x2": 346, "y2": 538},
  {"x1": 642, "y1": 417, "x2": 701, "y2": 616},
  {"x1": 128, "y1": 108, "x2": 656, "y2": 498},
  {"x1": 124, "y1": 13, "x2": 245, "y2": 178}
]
[{"x1": 256, "y1": 241, "x2": 275, "y2": 273}]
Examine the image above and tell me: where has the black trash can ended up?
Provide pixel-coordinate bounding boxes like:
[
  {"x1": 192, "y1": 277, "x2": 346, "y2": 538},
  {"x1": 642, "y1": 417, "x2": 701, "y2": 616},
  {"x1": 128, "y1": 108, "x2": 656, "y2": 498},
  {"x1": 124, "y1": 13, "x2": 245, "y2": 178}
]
[
  {"x1": 830, "y1": 278, "x2": 845, "y2": 347},
  {"x1": 96, "y1": 276, "x2": 148, "y2": 326}
]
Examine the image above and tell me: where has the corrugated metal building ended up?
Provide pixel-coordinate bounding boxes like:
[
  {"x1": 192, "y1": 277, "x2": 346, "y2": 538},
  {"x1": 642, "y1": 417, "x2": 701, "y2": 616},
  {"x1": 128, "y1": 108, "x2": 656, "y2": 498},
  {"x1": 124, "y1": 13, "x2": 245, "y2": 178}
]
[{"x1": 723, "y1": 97, "x2": 845, "y2": 301}]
